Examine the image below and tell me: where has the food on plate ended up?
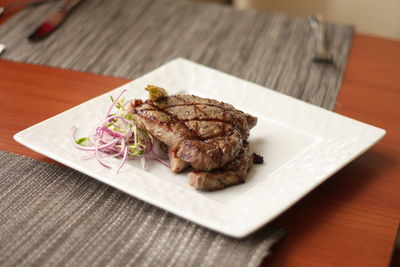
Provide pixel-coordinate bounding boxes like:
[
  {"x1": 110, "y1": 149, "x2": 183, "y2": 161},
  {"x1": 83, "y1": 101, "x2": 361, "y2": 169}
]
[
  {"x1": 145, "y1": 85, "x2": 168, "y2": 101},
  {"x1": 128, "y1": 85, "x2": 261, "y2": 190},
  {"x1": 188, "y1": 142, "x2": 253, "y2": 191},
  {"x1": 71, "y1": 85, "x2": 262, "y2": 191}
]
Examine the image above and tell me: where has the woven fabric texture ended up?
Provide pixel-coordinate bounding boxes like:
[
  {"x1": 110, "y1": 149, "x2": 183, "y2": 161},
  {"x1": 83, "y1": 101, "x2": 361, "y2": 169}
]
[
  {"x1": 0, "y1": 0, "x2": 353, "y2": 109},
  {"x1": 0, "y1": 151, "x2": 285, "y2": 267}
]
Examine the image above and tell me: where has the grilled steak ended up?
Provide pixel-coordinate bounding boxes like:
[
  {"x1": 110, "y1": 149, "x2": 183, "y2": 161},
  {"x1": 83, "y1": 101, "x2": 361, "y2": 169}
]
[
  {"x1": 128, "y1": 92, "x2": 258, "y2": 190},
  {"x1": 188, "y1": 143, "x2": 253, "y2": 191}
]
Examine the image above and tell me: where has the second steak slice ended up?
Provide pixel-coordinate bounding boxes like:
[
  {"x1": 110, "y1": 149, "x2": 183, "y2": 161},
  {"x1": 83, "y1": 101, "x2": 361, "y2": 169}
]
[{"x1": 128, "y1": 94, "x2": 257, "y2": 171}]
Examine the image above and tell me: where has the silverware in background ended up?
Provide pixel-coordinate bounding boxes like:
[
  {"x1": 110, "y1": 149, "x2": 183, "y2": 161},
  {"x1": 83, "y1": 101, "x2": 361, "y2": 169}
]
[
  {"x1": 310, "y1": 13, "x2": 333, "y2": 63},
  {"x1": 0, "y1": 43, "x2": 5, "y2": 55},
  {"x1": 0, "y1": 0, "x2": 56, "y2": 18},
  {"x1": 28, "y1": 0, "x2": 84, "y2": 42}
]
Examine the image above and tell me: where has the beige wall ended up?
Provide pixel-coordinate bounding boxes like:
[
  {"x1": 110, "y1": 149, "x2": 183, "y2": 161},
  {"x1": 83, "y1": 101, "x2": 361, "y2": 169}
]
[{"x1": 233, "y1": 0, "x2": 400, "y2": 39}]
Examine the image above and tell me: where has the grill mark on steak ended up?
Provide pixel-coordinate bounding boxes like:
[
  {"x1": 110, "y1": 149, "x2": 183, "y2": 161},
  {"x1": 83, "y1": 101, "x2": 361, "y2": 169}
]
[
  {"x1": 161, "y1": 102, "x2": 242, "y2": 138},
  {"x1": 162, "y1": 102, "x2": 234, "y2": 138},
  {"x1": 169, "y1": 94, "x2": 188, "y2": 103},
  {"x1": 135, "y1": 102, "x2": 200, "y2": 138},
  {"x1": 162, "y1": 104, "x2": 233, "y2": 119},
  {"x1": 145, "y1": 102, "x2": 238, "y2": 137},
  {"x1": 135, "y1": 112, "x2": 234, "y2": 140},
  {"x1": 180, "y1": 118, "x2": 231, "y2": 123},
  {"x1": 160, "y1": 103, "x2": 233, "y2": 112}
]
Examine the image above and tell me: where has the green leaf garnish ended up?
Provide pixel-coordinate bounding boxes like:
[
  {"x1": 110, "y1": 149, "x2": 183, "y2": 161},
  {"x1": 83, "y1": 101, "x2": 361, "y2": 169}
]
[
  {"x1": 75, "y1": 137, "x2": 88, "y2": 145},
  {"x1": 114, "y1": 98, "x2": 126, "y2": 111},
  {"x1": 124, "y1": 114, "x2": 133, "y2": 120}
]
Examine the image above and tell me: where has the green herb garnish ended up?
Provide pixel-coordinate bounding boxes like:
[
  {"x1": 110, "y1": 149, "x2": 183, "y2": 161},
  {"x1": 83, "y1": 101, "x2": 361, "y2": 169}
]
[{"x1": 75, "y1": 137, "x2": 88, "y2": 145}]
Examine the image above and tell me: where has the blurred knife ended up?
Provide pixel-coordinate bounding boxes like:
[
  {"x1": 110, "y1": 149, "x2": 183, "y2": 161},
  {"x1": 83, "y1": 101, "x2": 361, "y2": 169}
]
[
  {"x1": 28, "y1": 0, "x2": 83, "y2": 42},
  {"x1": 1, "y1": 0, "x2": 57, "y2": 18}
]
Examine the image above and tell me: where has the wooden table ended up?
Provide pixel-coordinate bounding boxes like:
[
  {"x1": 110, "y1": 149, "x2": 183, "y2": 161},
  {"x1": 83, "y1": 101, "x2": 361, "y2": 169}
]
[{"x1": 1, "y1": 4, "x2": 399, "y2": 266}]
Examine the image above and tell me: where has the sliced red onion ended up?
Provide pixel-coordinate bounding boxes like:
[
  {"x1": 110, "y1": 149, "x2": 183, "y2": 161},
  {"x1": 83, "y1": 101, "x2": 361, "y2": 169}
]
[
  {"x1": 101, "y1": 126, "x2": 125, "y2": 138},
  {"x1": 70, "y1": 126, "x2": 121, "y2": 151},
  {"x1": 117, "y1": 143, "x2": 128, "y2": 173},
  {"x1": 95, "y1": 148, "x2": 111, "y2": 169}
]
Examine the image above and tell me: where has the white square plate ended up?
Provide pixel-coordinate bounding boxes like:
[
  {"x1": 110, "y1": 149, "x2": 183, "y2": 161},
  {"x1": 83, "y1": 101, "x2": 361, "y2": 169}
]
[{"x1": 14, "y1": 58, "x2": 385, "y2": 238}]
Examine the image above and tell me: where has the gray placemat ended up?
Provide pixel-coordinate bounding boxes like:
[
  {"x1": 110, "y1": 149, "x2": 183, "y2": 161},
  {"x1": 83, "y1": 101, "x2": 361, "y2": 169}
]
[
  {"x1": 0, "y1": 0, "x2": 353, "y2": 110},
  {"x1": 0, "y1": 0, "x2": 353, "y2": 266},
  {"x1": 0, "y1": 151, "x2": 285, "y2": 267}
]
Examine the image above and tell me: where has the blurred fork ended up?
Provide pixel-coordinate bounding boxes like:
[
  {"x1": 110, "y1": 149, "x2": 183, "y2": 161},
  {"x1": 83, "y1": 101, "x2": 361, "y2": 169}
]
[{"x1": 309, "y1": 13, "x2": 333, "y2": 63}]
